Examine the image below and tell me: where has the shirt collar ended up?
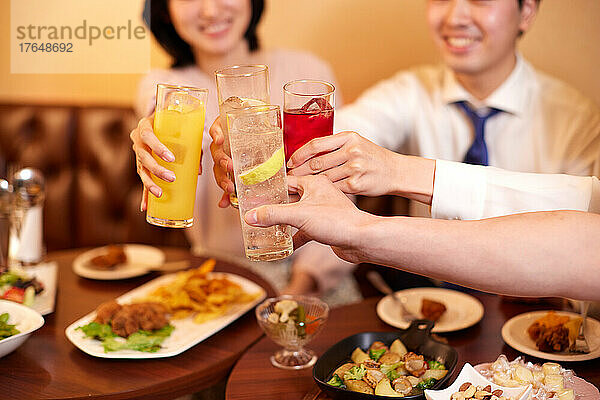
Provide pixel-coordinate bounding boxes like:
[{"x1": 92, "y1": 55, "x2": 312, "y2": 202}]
[{"x1": 442, "y1": 54, "x2": 530, "y2": 115}]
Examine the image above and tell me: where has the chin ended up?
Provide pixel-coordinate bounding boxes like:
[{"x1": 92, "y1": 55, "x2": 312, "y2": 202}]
[
  {"x1": 197, "y1": 39, "x2": 239, "y2": 56},
  {"x1": 441, "y1": 54, "x2": 486, "y2": 76}
]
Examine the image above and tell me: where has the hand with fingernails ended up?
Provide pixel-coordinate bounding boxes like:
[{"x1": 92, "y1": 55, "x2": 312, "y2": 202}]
[
  {"x1": 244, "y1": 175, "x2": 371, "y2": 264},
  {"x1": 209, "y1": 115, "x2": 237, "y2": 208},
  {"x1": 287, "y1": 131, "x2": 435, "y2": 203},
  {"x1": 130, "y1": 114, "x2": 203, "y2": 211},
  {"x1": 285, "y1": 131, "x2": 400, "y2": 197}
]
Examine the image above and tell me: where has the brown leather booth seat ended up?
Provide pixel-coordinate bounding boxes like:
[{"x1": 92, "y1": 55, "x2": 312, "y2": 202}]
[{"x1": 0, "y1": 103, "x2": 187, "y2": 251}]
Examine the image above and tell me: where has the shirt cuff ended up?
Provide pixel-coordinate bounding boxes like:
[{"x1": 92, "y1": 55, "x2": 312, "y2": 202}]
[
  {"x1": 431, "y1": 159, "x2": 487, "y2": 220},
  {"x1": 590, "y1": 177, "x2": 600, "y2": 214}
]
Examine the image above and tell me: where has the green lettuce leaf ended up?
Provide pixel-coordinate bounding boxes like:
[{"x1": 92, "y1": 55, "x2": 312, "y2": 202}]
[
  {"x1": 77, "y1": 322, "x2": 175, "y2": 353},
  {"x1": 76, "y1": 322, "x2": 116, "y2": 340}
]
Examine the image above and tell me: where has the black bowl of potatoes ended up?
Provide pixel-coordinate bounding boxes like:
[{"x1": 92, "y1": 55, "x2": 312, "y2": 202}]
[{"x1": 313, "y1": 320, "x2": 458, "y2": 399}]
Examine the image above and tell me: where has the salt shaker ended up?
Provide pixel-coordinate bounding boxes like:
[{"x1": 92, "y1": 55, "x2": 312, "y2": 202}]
[{"x1": 8, "y1": 168, "x2": 45, "y2": 266}]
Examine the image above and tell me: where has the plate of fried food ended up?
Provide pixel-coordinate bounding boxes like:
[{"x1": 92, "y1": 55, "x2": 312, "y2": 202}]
[
  {"x1": 65, "y1": 259, "x2": 266, "y2": 358},
  {"x1": 376, "y1": 288, "x2": 484, "y2": 332},
  {"x1": 72, "y1": 244, "x2": 165, "y2": 280},
  {"x1": 501, "y1": 310, "x2": 600, "y2": 361}
]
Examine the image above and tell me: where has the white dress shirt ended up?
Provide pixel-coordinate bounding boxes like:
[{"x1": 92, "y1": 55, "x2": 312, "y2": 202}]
[{"x1": 432, "y1": 160, "x2": 600, "y2": 220}]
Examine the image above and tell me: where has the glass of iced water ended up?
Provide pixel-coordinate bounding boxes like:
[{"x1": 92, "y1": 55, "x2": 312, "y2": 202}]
[
  {"x1": 215, "y1": 65, "x2": 270, "y2": 208},
  {"x1": 226, "y1": 105, "x2": 293, "y2": 262}
]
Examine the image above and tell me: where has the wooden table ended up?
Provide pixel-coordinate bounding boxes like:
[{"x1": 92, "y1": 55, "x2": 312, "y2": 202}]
[
  {"x1": 226, "y1": 294, "x2": 600, "y2": 400},
  {"x1": 0, "y1": 247, "x2": 276, "y2": 400}
]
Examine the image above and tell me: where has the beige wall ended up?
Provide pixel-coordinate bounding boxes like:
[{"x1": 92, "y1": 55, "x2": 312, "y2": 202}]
[{"x1": 1, "y1": 0, "x2": 599, "y2": 106}]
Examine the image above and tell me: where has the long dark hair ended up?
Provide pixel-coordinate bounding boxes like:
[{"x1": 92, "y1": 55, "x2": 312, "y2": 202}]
[{"x1": 143, "y1": 0, "x2": 264, "y2": 68}]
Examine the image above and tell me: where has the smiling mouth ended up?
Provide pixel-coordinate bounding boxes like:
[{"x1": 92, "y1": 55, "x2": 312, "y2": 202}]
[
  {"x1": 444, "y1": 36, "x2": 478, "y2": 50},
  {"x1": 200, "y1": 19, "x2": 233, "y2": 35}
]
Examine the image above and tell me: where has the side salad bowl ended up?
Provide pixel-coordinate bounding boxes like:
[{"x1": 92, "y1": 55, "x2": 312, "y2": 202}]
[{"x1": 0, "y1": 299, "x2": 44, "y2": 358}]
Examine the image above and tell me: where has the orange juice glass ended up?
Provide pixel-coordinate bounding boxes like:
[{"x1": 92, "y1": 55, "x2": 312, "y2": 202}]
[{"x1": 146, "y1": 84, "x2": 208, "y2": 228}]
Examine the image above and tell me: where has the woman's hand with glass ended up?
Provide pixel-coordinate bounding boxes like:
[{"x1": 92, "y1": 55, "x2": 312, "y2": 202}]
[
  {"x1": 244, "y1": 175, "x2": 370, "y2": 264},
  {"x1": 287, "y1": 131, "x2": 434, "y2": 203},
  {"x1": 209, "y1": 116, "x2": 236, "y2": 208},
  {"x1": 130, "y1": 114, "x2": 198, "y2": 211}
]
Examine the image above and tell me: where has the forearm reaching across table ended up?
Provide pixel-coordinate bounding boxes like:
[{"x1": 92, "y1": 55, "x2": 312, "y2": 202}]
[
  {"x1": 358, "y1": 211, "x2": 600, "y2": 301},
  {"x1": 245, "y1": 176, "x2": 600, "y2": 302}
]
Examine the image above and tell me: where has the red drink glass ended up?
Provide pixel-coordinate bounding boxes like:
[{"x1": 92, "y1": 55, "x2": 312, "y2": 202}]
[{"x1": 283, "y1": 80, "x2": 335, "y2": 161}]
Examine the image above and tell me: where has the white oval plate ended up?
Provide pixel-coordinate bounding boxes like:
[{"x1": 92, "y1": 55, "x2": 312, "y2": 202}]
[
  {"x1": 425, "y1": 363, "x2": 531, "y2": 400},
  {"x1": 0, "y1": 300, "x2": 45, "y2": 358},
  {"x1": 72, "y1": 244, "x2": 165, "y2": 280},
  {"x1": 376, "y1": 287, "x2": 484, "y2": 332},
  {"x1": 501, "y1": 310, "x2": 600, "y2": 361},
  {"x1": 65, "y1": 272, "x2": 266, "y2": 359}
]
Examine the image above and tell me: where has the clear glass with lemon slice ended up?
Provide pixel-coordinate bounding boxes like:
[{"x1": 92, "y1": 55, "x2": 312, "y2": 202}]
[
  {"x1": 226, "y1": 105, "x2": 293, "y2": 261},
  {"x1": 146, "y1": 84, "x2": 208, "y2": 228},
  {"x1": 216, "y1": 65, "x2": 270, "y2": 209}
]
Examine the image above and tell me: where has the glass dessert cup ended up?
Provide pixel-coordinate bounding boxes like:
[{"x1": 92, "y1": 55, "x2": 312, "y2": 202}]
[{"x1": 255, "y1": 295, "x2": 329, "y2": 370}]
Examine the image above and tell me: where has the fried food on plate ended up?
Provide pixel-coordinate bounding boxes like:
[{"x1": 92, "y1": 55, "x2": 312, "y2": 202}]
[
  {"x1": 93, "y1": 300, "x2": 169, "y2": 337},
  {"x1": 421, "y1": 298, "x2": 447, "y2": 322},
  {"x1": 527, "y1": 311, "x2": 582, "y2": 353},
  {"x1": 142, "y1": 259, "x2": 261, "y2": 324},
  {"x1": 89, "y1": 245, "x2": 127, "y2": 270}
]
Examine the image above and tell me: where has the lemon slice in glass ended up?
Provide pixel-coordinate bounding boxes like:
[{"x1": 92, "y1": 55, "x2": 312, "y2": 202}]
[{"x1": 239, "y1": 147, "x2": 285, "y2": 185}]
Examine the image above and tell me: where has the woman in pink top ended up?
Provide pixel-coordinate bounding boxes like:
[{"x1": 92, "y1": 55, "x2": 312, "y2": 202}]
[{"x1": 130, "y1": 0, "x2": 352, "y2": 297}]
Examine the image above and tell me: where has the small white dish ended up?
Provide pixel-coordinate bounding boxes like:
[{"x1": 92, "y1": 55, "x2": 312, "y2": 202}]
[
  {"x1": 425, "y1": 363, "x2": 531, "y2": 400},
  {"x1": 502, "y1": 310, "x2": 600, "y2": 362},
  {"x1": 0, "y1": 299, "x2": 44, "y2": 358},
  {"x1": 65, "y1": 272, "x2": 266, "y2": 359},
  {"x1": 72, "y1": 244, "x2": 165, "y2": 280},
  {"x1": 29, "y1": 262, "x2": 58, "y2": 315},
  {"x1": 377, "y1": 287, "x2": 484, "y2": 332},
  {"x1": 1, "y1": 262, "x2": 57, "y2": 315}
]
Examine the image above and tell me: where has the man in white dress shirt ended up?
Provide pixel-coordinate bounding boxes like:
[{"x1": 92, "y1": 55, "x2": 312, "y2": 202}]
[
  {"x1": 279, "y1": 0, "x2": 600, "y2": 293},
  {"x1": 211, "y1": 0, "x2": 600, "y2": 295}
]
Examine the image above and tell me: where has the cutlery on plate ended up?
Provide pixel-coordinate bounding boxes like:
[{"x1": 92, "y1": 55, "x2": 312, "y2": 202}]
[
  {"x1": 573, "y1": 301, "x2": 590, "y2": 354},
  {"x1": 366, "y1": 271, "x2": 417, "y2": 322}
]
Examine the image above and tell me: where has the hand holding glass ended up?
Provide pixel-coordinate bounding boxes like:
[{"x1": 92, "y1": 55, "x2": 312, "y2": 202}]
[
  {"x1": 283, "y1": 80, "x2": 335, "y2": 161},
  {"x1": 226, "y1": 105, "x2": 293, "y2": 261},
  {"x1": 216, "y1": 65, "x2": 270, "y2": 208},
  {"x1": 146, "y1": 84, "x2": 207, "y2": 228}
]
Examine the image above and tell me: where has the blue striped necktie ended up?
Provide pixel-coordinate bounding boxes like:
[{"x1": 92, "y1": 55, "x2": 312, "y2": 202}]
[{"x1": 455, "y1": 101, "x2": 502, "y2": 166}]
